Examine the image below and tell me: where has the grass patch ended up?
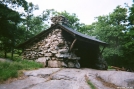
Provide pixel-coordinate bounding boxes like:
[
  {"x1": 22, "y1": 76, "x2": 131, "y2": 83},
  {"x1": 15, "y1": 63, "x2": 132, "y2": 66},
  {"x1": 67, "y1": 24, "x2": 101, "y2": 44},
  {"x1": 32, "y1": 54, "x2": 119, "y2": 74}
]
[
  {"x1": 0, "y1": 51, "x2": 22, "y2": 61},
  {"x1": 0, "y1": 51, "x2": 43, "y2": 82},
  {"x1": 0, "y1": 59, "x2": 43, "y2": 82},
  {"x1": 87, "y1": 80, "x2": 96, "y2": 89},
  {"x1": 85, "y1": 75, "x2": 96, "y2": 89},
  {"x1": 108, "y1": 66, "x2": 112, "y2": 69}
]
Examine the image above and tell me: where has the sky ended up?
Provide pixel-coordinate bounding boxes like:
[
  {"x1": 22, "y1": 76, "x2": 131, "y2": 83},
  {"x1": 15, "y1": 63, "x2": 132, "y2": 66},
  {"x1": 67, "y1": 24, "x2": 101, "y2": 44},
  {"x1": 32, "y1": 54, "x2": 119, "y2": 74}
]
[{"x1": 26, "y1": 0, "x2": 133, "y2": 25}]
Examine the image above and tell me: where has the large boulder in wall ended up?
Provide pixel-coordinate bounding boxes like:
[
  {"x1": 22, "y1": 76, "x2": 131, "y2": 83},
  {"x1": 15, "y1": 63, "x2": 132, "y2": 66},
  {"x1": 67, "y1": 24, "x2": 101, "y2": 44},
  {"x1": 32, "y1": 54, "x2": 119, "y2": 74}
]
[
  {"x1": 35, "y1": 57, "x2": 47, "y2": 67},
  {"x1": 48, "y1": 60, "x2": 62, "y2": 68}
]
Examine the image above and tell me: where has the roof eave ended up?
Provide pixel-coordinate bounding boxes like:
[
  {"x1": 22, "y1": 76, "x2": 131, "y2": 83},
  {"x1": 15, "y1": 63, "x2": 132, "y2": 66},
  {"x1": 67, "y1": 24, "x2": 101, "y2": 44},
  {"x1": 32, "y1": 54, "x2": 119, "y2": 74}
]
[{"x1": 58, "y1": 24, "x2": 108, "y2": 46}]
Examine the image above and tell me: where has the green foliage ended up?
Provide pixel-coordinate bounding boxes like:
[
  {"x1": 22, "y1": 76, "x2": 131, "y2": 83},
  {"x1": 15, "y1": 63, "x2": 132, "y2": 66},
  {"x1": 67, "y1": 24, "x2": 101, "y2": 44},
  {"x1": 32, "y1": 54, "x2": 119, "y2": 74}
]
[
  {"x1": 0, "y1": 2, "x2": 24, "y2": 59},
  {"x1": 88, "y1": 5, "x2": 134, "y2": 69},
  {"x1": 108, "y1": 66, "x2": 112, "y2": 69},
  {"x1": 0, "y1": 3, "x2": 21, "y2": 36},
  {"x1": 0, "y1": 59, "x2": 43, "y2": 82},
  {"x1": 57, "y1": 11, "x2": 80, "y2": 30},
  {"x1": 1, "y1": 0, "x2": 28, "y2": 10},
  {"x1": 0, "y1": 62, "x2": 17, "y2": 81},
  {"x1": 22, "y1": 2, "x2": 39, "y2": 40},
  {"x1": 0, "y1": 1, "x2": 48, "y2": 59},
  {"x1": 41, "y1": 9, "x2": 82, "y2": 30},
  {"x1": 78, "y1": 23, "x2": 96, "y2": 36},
  {"x1": 0, "y1": 51, "x2": 43, "y2": 82},
  {"x1": 87, "y1": 80, "x2": 96, "y2": 89},
  {"x1": 92, "y1": 6, "x2": 129, "y2": 67}
]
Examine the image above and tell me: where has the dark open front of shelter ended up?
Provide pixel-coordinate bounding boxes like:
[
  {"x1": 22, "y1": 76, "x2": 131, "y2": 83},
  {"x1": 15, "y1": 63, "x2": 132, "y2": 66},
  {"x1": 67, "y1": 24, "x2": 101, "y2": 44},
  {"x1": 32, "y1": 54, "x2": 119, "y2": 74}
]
[
  {"x1": 62, "y1": 29, "x2": 107, "y2": 69},
  {"x1": 18, "y1": 16, "x2": 108, "y2": 70},
  {"x1": 75, "y1": 41, "x2": 99, "y2": 68}
]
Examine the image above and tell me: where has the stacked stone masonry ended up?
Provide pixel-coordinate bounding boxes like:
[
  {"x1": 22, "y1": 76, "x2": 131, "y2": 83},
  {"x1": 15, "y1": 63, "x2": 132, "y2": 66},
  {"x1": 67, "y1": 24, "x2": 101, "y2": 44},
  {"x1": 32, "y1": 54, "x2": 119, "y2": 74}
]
[{"x1": 22, "y1": 29, "x2": 80, "y2": 68}]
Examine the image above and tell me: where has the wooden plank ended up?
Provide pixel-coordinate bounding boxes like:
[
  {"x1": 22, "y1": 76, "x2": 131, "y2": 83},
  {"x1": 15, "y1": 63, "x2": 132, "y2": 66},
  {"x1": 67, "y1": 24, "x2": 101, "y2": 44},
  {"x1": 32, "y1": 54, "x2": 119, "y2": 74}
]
[{"x1": 70, "y1": 39, "x2": 77, "y2": 51}]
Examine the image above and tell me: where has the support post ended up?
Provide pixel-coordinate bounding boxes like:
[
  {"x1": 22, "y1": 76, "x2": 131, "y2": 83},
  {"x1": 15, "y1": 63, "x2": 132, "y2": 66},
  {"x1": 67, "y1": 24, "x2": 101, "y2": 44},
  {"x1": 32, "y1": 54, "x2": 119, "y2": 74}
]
[
  {"x1": 100, "y1": 46, "x2": 105, "y2": 54},
  {"x1": 70, "y1": 39, "x2": 77, "y2": 51}
]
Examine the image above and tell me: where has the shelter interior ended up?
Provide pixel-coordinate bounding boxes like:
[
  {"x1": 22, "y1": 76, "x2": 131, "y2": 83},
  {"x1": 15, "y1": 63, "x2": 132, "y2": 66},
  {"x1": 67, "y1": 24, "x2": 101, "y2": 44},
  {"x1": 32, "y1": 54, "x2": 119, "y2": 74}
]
[{"x1": 62, "y1": 29, "x2": 100, "y2": 68}]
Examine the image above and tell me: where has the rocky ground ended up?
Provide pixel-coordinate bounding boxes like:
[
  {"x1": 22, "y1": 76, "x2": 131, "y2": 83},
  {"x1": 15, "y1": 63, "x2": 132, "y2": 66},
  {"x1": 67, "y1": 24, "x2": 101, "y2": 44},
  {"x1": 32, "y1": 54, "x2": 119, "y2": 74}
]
[
  {"x1": 0, "y1": 68, "x2": 134, "y2": 89},
  {"x1": 0, "y1": 58, "x2": 134, "y2": 89}
]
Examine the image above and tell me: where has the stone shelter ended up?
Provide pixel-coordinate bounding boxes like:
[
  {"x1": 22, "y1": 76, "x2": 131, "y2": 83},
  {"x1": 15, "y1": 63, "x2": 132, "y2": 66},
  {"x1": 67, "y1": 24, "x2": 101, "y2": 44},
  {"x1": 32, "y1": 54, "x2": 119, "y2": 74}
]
[{"x1": 18, "y1": 16, "x2": 108, "y2": 69}]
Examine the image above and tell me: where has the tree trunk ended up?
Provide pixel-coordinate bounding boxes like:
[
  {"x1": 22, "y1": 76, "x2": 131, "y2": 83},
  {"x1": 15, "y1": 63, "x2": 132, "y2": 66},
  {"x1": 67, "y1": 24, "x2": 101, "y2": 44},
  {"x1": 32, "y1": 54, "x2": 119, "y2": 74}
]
[
  {"x1": 11, "y1": 47, "x2": 14, "y2": 60},
  {"x1": 4, "y1": 48, "x2": 7, "y2": 58}
]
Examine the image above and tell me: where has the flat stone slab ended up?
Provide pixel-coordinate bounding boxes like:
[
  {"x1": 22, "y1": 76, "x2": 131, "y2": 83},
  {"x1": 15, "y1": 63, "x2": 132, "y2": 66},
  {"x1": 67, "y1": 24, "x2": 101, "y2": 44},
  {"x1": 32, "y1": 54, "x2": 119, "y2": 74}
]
[
  {"x1": 24, "y1": 68, "x2": 60, "y2": 77},
  {"x1": 50, "y1": 69, "x2": 90, "y2": 89},
  {"x1": 0, "y1": 68, "x2": 61, "y2": 89},
  {"x1": 1, "y1": 68, "x2": 134, "y2": 89},
  {"x1": 25, "y1": 68, "x2": 90, "y2": 89},
  {"x1": 28, "y1": 80, "x2": 77, "y2": 89},
  {"x1": 96, "y1": 70, "x2": 134, "y2": 87},
  {"x1": 0, "y1": 76, "x2": 45, "y2": 89}
]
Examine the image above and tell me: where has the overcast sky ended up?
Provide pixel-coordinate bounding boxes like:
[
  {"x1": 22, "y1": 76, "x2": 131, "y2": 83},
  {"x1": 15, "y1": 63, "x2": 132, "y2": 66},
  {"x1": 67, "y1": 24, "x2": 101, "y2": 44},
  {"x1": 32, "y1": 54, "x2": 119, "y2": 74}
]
[{"x1": 26, "y1": 0, "x2": 133, "y2": 25}]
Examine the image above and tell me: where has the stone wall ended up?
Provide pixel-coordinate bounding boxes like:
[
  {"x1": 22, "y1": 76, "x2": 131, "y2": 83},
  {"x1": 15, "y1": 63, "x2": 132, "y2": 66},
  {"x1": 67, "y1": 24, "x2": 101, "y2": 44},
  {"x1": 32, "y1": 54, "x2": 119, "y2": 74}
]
[{"x1": 22, "y1": 29, "x2": 80, "y2": 68}]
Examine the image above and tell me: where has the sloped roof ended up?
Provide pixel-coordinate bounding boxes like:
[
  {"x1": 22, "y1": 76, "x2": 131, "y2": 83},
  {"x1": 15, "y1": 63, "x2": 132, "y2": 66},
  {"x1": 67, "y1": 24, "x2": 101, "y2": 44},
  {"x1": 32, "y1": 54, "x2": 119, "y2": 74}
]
[
  {"x1": 60, "y1": 24, "x2": 107, "y2": 45},
  {"x1": 18, "y1": 23, "x2": 108, "y2": 48}
]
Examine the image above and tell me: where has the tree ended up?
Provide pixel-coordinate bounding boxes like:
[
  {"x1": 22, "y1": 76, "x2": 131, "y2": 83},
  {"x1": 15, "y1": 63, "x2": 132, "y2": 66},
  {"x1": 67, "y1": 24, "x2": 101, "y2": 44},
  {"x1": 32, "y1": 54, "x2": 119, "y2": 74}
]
[
  {"x1": 123, "y1": 2, "x2": 134, "y2": 68},
  {"x1": 21, "y1": 3, "x2": 50, "y2": 40},
  {"x1": 77, "y1": 23, "x2": 96, "y2": 36},
  {"x1": 22, "y1": 2, "x2": 39, "y2": 40},
  {"x1": 40, "y1": 9, "x2": 82, "y2": 30},
  {"x1": 27, "y1": 16, "x2": 49, "y2": 36},
  {"x1": 1, "y1": 0, "x2": 28, "y2": 12},
  {"x1": 57, "y1": 11, "x2": 80, "y2": 30},
  {"x1": 93, "y1": 6, "x2": 128, "y2": 66},
  {"x1": 0, "y1": 0, "x2": 28, "y2": 59}
]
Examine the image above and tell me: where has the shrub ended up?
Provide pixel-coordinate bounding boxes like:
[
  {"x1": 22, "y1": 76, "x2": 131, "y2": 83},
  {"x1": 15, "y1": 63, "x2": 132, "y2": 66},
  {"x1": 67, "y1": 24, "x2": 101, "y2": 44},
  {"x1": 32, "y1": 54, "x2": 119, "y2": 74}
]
[{"x1": 0, "y1": 59, "x2": 43, "y2": 82}]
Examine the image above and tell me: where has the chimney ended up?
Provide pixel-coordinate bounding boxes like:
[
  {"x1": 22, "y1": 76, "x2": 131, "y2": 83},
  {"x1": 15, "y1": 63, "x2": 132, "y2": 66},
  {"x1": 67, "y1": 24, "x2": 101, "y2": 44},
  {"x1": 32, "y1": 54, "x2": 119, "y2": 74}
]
[{"x1": 51, "y1": 15, "x2": 69, "y2": 26}]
